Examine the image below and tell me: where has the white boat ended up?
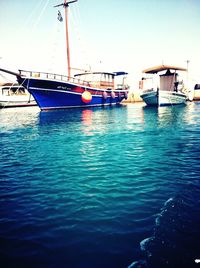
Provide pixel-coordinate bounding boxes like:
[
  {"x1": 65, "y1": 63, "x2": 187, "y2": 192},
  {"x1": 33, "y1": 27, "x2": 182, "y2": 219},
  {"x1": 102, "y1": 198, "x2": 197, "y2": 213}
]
[
  {"x1": 140, "y1": 65, "x2": 188, "y2": 106},
  {"x1": 0, "y1": 83, "x2": 36, "y2": 108}
]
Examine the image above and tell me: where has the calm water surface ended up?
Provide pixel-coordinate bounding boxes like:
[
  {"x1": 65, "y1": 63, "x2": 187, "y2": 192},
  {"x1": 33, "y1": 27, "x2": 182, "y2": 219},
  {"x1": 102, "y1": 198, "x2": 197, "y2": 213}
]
[{"x1": 0, "y1": 102, "x2": 200, "y2": 268}]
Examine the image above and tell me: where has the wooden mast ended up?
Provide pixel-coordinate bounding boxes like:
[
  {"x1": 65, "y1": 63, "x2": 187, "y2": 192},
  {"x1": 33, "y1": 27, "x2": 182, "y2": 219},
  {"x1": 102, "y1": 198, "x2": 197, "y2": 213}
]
[
  {"x1": 64, "y1": 0, "x2": 70, "y2": 78},
  {"x1": 55, "y1": 0, "x2": 77, "y2": 78},
  {"x1": 64, "y1": 0, "x2": 77, "y2": 78}
]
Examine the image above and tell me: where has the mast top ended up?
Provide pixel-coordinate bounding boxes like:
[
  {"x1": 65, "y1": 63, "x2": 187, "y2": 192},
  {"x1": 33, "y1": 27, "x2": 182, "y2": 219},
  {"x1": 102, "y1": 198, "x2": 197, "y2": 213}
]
[
  {"x1": 54, "y1": 0, "x2": 77, "y2": 78},
  {"x1": 54, "y1": 0, "x2": 77, "y2": 8}
]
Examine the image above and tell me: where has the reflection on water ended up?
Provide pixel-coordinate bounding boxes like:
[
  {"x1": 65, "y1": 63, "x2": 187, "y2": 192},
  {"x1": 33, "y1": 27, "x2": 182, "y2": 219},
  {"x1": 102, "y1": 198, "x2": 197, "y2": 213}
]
[
  {"x1": 82, "y1": 109, "x2": 93, "y2": 125},
  {"x1": 0, "y1": 103, "x2": 198, "y2": 133},
  {"x1": 157, "y1": 105, "x2": 186, "y2": 127},
  {"x1": 126, "y1": 103, "x2": 145, "y2": 131},
  {"x1": 141, "y1": 103, "x2": 194, "y2": 129},
  {"x1": 182, "y1": 101, "x2": 200, "y2": 126},
  {"x1": 0, "y1": 107, "x2": 40, "y2": 132}
]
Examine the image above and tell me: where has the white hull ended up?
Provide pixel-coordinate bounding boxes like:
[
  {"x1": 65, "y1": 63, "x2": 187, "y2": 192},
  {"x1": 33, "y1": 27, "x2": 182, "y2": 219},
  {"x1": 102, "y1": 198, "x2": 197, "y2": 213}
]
[
  {"x1": 0, "y1": 86, "x2": 36, "y2": 108},
  {"x1": 140, "y1": 90, "x2": 187, "y2": 106},
  {"x1": 0, "y1": 96, "x2": 36, "y2": 108}
]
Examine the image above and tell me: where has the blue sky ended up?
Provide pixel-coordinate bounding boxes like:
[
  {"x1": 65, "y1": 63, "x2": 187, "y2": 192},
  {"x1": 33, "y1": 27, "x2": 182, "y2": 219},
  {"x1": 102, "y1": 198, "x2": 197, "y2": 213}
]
[{"x1": 0, "y1": 0, "x2": 200, "y2": 87}]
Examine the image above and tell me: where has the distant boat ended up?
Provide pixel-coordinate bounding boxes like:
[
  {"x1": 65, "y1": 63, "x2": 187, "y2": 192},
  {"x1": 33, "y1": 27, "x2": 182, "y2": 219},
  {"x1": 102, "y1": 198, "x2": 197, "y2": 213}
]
[
  {"x1": 0, "y1": 83, "x2": 36, "y2": 108},
  {"x1": 1, "y1": 0, "x2": 128, "y2": 111},
  {"x1": 139, "y1": 65, "x2": 188, "y2": 106},
  {"x1": 193, "y1": 84, "x2": 200, "y2": 100}
]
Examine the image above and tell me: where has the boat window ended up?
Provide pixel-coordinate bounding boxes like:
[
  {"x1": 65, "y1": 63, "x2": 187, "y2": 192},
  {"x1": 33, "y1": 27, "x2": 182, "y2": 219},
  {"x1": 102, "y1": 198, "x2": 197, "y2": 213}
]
[
  {"x1": 10, "y1": 88, "x2": 18, "y2": 94},
  {"x1": 19, "y1": 88, "x2": 26, "y2": 94}
]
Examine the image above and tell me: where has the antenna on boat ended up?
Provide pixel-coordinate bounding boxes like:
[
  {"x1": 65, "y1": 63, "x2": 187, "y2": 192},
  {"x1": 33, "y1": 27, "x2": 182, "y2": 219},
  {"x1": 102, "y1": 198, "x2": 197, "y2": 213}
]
[{"x1": 54, "y1": 0, "x2": 78, "y2": 79}]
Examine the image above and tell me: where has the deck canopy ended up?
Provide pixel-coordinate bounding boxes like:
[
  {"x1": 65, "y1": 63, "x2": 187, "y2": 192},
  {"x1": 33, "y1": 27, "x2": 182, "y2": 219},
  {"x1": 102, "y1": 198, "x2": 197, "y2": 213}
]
[
  {"x1": 113, "y1": 71, "x2": 128, "y2": 76},
  {"x1": 142, "y1": 65, "x2": 187, "y2": 74}
]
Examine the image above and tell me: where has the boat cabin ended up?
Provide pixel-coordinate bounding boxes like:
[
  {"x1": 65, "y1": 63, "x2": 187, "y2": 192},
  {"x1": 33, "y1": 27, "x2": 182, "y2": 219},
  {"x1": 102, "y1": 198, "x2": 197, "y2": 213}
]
[
  {"x1": 74, "y1": 72, "x2": 114, "y2": 89},
  {"x1": 140, "y1": 65, "x2": 187, "y2": 92},
  {"x1": 74, "y1": 71, "x2": 128, "y2": 90}
]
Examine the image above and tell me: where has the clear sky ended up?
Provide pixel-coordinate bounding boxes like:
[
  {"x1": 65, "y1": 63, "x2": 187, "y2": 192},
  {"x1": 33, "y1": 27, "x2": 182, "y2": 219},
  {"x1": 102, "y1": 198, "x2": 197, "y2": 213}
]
[{"x1": 0, "y1": 0, "x2": 200, "y2": 87}]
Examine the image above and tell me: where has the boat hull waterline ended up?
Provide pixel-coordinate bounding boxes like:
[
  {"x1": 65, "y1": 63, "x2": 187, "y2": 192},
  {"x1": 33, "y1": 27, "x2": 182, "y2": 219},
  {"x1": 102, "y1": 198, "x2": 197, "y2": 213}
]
[
  {"x1": 18, "y1": 77, "x2": 128, "y2": 110},
  {"x1": 140, "y1": 90, "x2": 187, "y2": 106},
  {"x1": 0, "y1": 99, "x2": 36, "y2": 108}
]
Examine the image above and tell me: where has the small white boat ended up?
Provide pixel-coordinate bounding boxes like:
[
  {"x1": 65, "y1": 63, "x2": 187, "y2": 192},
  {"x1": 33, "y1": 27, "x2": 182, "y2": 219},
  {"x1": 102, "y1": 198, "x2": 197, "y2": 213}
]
[
  {"x1": 0, "y1": 83, "x2": 36, "y2": 108},
  {"x1": 140, "y1": 65, "x2": 188, "y2": 106}
]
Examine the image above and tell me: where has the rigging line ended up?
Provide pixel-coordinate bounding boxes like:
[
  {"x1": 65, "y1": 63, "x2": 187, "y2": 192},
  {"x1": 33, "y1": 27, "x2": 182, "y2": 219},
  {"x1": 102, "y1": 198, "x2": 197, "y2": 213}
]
[
  {"x1": 20, "y1": 0, "x2": 45, "y2": 31},
  {"x1": 31, "y1": 0, "x2": 51, "y2": 32},
  {"x1": 69, "y1": 6, "x2": 92, "y2": 71},
  {"x1": 72, "y1": 1, "x2": 81, "y2": 28},
  {"x1": 48, "y1": 17, "x2": 64, "y2": 73},
  {"x1": 23, "y1": 0, "x2": 51, "y2": 68},
  {"x1": 7, "y1": 0, "x2": 51, "y2": 69},
  {"x1": 0, "y1": 82, "x2": 18, "y2": 110}
]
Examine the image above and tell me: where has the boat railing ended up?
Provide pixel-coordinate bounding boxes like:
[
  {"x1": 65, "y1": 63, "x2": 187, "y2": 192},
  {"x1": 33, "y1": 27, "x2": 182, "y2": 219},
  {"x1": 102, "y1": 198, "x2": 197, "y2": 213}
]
[
  {"x1": 116, "y1": 84, "x2": 129, "y2": 90},
  {"x1": 142, "y1": 88, "x2": 155, "y2": 93},
  {"x1": 19, "y1": 70, "x2": 91, "y2": 87}
]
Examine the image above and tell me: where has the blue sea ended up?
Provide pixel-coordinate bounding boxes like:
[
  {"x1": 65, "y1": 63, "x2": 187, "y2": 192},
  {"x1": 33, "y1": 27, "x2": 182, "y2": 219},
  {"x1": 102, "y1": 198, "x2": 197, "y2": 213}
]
[{"x1": 0, "y1": 102, "x2": 200, "y2": 268}]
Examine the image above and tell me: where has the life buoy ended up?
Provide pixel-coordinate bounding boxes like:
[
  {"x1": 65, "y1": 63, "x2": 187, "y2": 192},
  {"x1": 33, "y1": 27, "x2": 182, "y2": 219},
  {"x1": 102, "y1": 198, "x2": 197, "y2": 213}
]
[
  {"x1": 81, "y1": 91, "x2": 92, "y2": 103},
  {"x1": 102, "y1": 91, "x2": 107, "y2": 100}
]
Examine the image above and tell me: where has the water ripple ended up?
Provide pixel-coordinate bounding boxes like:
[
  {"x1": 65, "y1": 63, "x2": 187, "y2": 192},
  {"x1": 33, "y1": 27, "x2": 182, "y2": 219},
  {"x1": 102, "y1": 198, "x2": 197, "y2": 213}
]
[{"x1": 0, "y1": 103, "x2": 200, "y2": 268}]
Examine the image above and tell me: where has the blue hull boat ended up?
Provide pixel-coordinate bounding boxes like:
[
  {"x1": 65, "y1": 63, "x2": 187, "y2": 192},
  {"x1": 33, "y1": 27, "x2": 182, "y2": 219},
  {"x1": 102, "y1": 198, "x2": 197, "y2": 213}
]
[
  {"x1": 17, "y1": 0, "x2": 129, "y2": 110},
  {"x1": 1, "y1": 1, "x2": 129, "y2": 110},
  {"x1": 17, "y1": 70, "x2": 128, "y2": 110}
]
